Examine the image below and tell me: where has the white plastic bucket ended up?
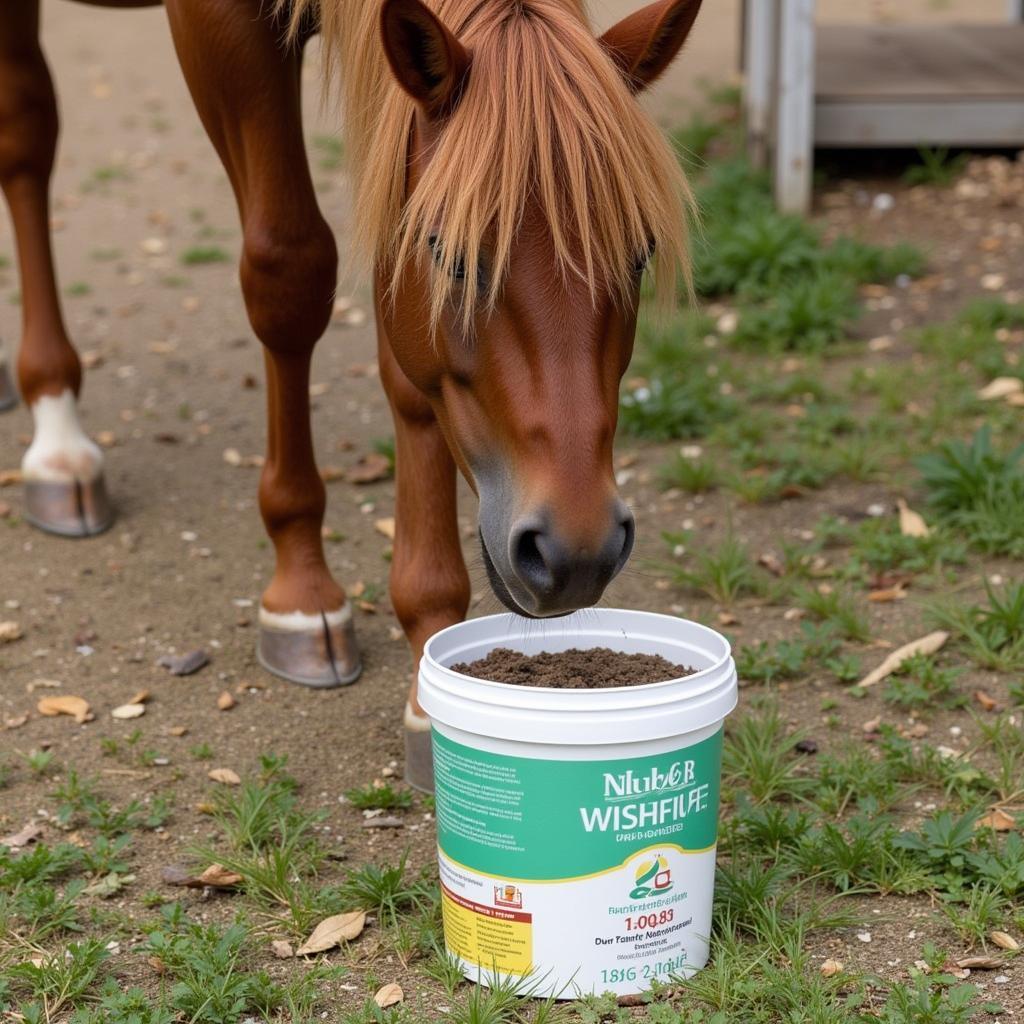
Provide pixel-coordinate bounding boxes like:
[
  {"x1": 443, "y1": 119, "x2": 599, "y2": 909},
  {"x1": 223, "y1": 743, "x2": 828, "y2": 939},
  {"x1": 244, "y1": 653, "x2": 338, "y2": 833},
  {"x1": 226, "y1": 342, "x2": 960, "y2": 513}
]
[{"x1": 418, "y1": 609, "x2": 737, "y2": 999}]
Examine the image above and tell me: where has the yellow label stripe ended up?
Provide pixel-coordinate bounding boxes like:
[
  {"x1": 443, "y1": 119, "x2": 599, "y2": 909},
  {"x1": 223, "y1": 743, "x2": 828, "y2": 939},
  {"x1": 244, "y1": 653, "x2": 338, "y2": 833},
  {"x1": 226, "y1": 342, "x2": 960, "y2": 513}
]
[{"x1": 439, "y1": 841, "x2": 717, "y2": 885}]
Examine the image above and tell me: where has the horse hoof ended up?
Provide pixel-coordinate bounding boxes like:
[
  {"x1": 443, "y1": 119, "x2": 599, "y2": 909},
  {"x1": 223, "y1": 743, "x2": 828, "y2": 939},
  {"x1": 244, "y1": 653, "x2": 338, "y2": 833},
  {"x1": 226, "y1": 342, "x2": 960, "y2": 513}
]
[
  {"x1": 404, "y1": 705, "x2": 434, "y2": 793},
  {"x1": 257, "y1": 606, "x2": 361, "y2": 688},
  {"x1": 24, "y1": 475, "x2": 115, "y2": 537},
  {"x1": 0, "y1": 363, "x2": 17, "y2": 412}
]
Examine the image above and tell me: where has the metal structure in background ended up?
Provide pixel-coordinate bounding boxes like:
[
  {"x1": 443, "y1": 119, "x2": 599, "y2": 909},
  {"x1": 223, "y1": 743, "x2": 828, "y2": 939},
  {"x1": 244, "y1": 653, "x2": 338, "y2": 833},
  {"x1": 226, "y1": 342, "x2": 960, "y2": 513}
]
[{"x1": 743, "y1": 0, "x2": 1024, "y2": 213}]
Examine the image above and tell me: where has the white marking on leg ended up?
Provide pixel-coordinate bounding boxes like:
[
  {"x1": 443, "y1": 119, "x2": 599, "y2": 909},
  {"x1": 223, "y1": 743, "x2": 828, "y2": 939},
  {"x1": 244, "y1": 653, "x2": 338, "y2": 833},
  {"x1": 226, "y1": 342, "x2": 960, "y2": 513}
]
[
  {"x1": 22, "y1": 390, "x2": 103, "y2": 484},
  {"x1": 404, "y1": 701, "x2": 431, "y2": 731},
  {"x1": 258, "y1": 603, "x2": 353, "y2": 632}
]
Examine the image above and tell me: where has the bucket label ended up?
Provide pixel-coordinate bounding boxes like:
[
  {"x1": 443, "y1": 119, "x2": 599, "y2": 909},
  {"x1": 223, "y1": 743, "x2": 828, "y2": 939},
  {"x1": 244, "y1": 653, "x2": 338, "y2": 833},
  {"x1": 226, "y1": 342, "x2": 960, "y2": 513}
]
[{"x1": 432, "y1": 727, "x2": 723, "y2": 996}]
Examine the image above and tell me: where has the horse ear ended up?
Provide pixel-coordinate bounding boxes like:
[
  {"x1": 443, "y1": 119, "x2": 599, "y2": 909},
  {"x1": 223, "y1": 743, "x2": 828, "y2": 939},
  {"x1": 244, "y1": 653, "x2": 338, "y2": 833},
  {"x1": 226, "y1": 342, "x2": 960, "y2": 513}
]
[
  {"x1": 380, "y1": 0, "x2": 471, "y2": 120},
  {"x1": 599, "y1": 0, "x2": 703, "y2": 93}
]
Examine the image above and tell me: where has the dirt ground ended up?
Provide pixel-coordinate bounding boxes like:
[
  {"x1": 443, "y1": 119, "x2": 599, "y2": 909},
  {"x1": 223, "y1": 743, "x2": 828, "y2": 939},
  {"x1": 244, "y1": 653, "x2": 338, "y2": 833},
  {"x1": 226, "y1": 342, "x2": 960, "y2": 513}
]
[{"x1": 2, "y1": 2, "x2": 1024, "y2": 1021}]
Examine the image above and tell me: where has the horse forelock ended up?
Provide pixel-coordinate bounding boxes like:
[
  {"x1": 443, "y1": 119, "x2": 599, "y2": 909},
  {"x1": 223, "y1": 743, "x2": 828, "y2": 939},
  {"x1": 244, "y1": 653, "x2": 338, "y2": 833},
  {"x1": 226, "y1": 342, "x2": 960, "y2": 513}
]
[{"x1": 284, "y1": 0, "x2": 693, "y2": 329}]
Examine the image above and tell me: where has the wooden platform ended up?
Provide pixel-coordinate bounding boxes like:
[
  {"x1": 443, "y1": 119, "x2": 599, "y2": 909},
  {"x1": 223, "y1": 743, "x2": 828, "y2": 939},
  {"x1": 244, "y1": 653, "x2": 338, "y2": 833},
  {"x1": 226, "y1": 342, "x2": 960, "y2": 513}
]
[{"x1": 815, "y1": 24, "x2": 1024, "y2": 146}]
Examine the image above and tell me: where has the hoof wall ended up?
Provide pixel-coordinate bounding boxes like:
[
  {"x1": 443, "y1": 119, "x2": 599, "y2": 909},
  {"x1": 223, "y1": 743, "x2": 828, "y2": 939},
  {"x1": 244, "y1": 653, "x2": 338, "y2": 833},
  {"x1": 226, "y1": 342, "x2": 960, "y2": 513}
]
[
  {"x1": 258, "y1": 610, "x2": 361, "y2": 688},
  {"x1": 24, "y1": 476, "x2": 115, "y2": 538},
  {"x1": 0, "y1": 364, "x2": 16, "y2": 412},
  {"x1": 405, "y1": 718, "x2": 434, "y2": 793}
]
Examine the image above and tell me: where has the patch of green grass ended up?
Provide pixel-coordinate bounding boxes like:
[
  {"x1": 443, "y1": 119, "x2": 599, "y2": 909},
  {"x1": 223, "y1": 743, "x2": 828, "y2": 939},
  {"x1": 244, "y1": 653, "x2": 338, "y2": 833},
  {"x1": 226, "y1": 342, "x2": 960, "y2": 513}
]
[
  {"x1": 22, "y1": 749, "x2": 55, "y2": 776},
  {"x1": 658, "y1": 453, "x2": 720, "y2": 493},
  {"x1": 722, "y1": 700, "x2": 813, "y2": 804},
  {"x1": 65, "y1": 282, "x2": 91, "y2": 297},
  {"x1": 313, "y1": 133, "x2": 344, "y2": 171},
  {"x1": 662, "y1": 532, "x2": 767, "y2": 606},
  {"x1": 344, "y1": 782, "x2": 413, "y2": 811},
  {"x1": 732, "y1": 273, "x2": 859, "y2": 353},
  {"x1": 5, "y1": 939, "x2": 109, "y2": 1020},
  {"x1": 821, "y1": 236, "x2": 927, "y2": 283},
  {"x1": 917, "y1": 427, "x2": 1024, "y2": 557},
  {"x1": 619, "y1": 312, "x2": 735, "y2": 441},
  {"x1": 902, "y1": 146, "x2": 969, "y2": 187},
  {"x1": 336, "y1": 853, "x2": 435, "y2": 930},
  {"x1": 736, "y1": 622, "x2": 841, "y2": 684},
  {"x1": 180, "y1": 246, "x2": 229, "y2": 266},
  {"x1": 930, "y1": 580, "x2": 1024, "y2": 671},
  {"x1": 144, "y1": 920, "x2": 285, "y2": 1024},
  {"x1": 883, "y1": 654, "x2": 965, "y2": 710},
  {"x1": 796, "y1": 585, "x2": 869, "y2": 641}
]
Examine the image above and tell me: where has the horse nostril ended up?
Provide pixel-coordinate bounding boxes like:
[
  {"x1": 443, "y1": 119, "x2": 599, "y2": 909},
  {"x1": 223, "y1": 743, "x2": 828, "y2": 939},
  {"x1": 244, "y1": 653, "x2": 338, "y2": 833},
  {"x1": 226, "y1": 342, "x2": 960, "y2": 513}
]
[
  {"x1": 615, "y1": 509, "x2": 636, "y2": 574},
  {"x1": 511, "y1": 526, "x2": 557, "y2": 596}
]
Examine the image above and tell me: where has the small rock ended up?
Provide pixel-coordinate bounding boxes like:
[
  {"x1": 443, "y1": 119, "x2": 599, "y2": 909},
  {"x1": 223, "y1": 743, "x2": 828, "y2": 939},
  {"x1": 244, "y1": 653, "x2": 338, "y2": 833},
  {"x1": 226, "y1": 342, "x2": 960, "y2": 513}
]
[{"x1": 158, "y1": 649, "x2": 210, "y2": 676}]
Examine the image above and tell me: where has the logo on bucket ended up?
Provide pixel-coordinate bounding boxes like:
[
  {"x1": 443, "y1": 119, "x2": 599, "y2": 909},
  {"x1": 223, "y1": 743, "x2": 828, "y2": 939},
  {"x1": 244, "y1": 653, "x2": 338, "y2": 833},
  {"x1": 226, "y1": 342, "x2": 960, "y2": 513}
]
[{"x1": 629, "y1": 854, "x2": 673, "y2": 899}]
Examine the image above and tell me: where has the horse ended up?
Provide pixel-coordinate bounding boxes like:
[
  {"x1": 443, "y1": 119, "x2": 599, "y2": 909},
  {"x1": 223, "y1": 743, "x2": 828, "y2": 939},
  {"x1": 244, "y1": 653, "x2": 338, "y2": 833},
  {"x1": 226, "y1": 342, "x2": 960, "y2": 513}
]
[{"x1": 0, "y1": 0, "x2": 700, "y2": 790}]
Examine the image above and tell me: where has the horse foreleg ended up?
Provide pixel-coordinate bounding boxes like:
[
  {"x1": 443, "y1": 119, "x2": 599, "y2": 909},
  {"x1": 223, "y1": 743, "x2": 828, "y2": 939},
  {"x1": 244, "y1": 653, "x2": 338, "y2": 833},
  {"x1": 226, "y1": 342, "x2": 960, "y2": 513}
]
[
  {"x1": 379, "y1": 336, "x2": 470, "y2": 791},
  {"x1": 0, "y1": 2, "x2": 112, "y2": 535},
  {"x1": 165, "y1": 0, "x2": 358, "y2": 688}
]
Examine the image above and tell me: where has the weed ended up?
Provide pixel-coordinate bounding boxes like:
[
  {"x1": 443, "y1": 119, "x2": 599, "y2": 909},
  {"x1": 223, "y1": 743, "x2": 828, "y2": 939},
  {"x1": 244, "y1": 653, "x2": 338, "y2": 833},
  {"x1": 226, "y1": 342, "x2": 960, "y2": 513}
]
[
  {"x1": 722, "y1": 701, "x2": 813, "y2": 804},
  {"x1": 6, "y1": 939, "x2": 108, "y2": 1019},
  {"x1": 658, "y1": 453, "x2": 720, "y2": 493},
  {"x1": 180, "y1": 246, "x2": 229, "y2": 265},
  {"x1": 21, "y1": 750, "x2": 55, "y2": 776},
  {"x1": 313, "y1": 133, "x2": 344, "y2": 170},
  {"x1": 902, "y1": 146, "x2": 968, "y2": 187},
  {"x1": 145, "y1": 920, "x2": 282, "y2": 1024},
  {"x1": 336, "y1": 854, "x2": 436, "y2": 930},
  {"x1": 344, "y1": 782, "x2": 413, "y2": 812},
  {"x1": 917, "y1": 427, "x2": 1024, "y2": 557},
  {"x1": 883, "y1": 654, "x2": 965, "y2": 710},
  {"x1": 736, "y1": 623, "x2": 841, "y2": 684},
  {"x1": 940, "y1": 884, "x2": 1010, "y2": 949},
  {"x1": 190, "y1": 742, "x2": 214, "y2": 760},
  {"x1": 664, "y1": 532, "x2": 766, "y2": 606},
  {"x1": 930, "y1": 581, "x2": 1024, "y2": 671},
  {"x1": 797, "y1": 586, "x2": 869, "y2": 641},
  {"x1": 732, "y1": 273, "x2": 859, "y2": 353}
]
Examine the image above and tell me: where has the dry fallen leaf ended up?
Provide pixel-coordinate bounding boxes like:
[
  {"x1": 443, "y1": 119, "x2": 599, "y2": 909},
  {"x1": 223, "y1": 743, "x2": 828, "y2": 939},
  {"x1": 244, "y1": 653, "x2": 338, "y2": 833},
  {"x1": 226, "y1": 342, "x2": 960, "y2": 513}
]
[
  {"x1": 868, "y1": 585, "x2": 907, "y2": 603},
  {"x1": 977, "y1": 808, "x2": 1017, "y2": 832},
  {"x1": 0, "y1": 621, "x2": 23, "y2": 643},
  {"x1": 347, "y1": 452, "x2": 392, "y2": 484},
  {"x1": 1, "y1": 822, "x2": 44, "y2": 849},
  {"x1": 271, "y1": 940, "x2": 294, "y2": 959},
  {"x1": 374, "y1": 517, "x2": 396, "y2": 540},
  {"x1": 955, "y1": 955, "x2": 1003, "y2": 970},
  {"x1": 295, "y1": 910, "x2": 366, "y2": 955},
  {"x1": 168, "y1": 725, "x2": 189, "y2": 737},
  {"x1": 977, "y1": 376, "x2": 1023, "y2": 401},
  {"x1": 208, "y1": 768, "x2": 241, "y2": 786},
  {"x1": 974, "y1": 690, "x2": 998, "y2": 712},
  {"x1": 896, "y1": 498, "x2": 930, "y2": 538},
  {"x1": 857, "y1": 631, "x2": 949, "y2": 688},
  {"x1": 991, "y1": 931, "x2": 1020, "y2": 951},
  {"x1": 129, "y1": 689, "x2": 151, "y2": 705},
  {"x1": 37, "y1": 695, "x2": 93, "y2": 723},
  {"x1": 216, "y1": 691, "x2": 236, "y2": 711},
  {"x1": 196, "y1": 864, "x2": 243, "y2": 888},
  {"x1": 820, "y1": 959, "x2": 843, "y2": 978},
  {"x1": 111, "y1": 703, "x2": 146, "y2": 720},
  {"x1": 374, "y1": 983, "x2": 404, "y2": 1008},
  {"x1": 4, "y1": 714, "x2": 29, "y2": 730}
]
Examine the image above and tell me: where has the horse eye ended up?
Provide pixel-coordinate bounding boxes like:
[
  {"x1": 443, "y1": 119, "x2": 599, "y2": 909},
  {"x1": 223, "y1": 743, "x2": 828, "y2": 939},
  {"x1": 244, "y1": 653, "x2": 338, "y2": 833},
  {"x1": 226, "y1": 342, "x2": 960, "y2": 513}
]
[
  {"x1": 427, "y1": 235, "x2": 480, "y2": 288},
  {"x1": 634, "y1": 240, "x2": 656, "y2": 276}
]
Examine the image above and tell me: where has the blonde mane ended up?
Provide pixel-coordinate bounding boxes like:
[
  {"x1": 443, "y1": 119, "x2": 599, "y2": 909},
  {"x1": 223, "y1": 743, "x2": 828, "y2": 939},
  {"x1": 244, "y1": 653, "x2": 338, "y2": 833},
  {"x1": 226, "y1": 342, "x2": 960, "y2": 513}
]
[{"x1": 280, "y1": 0, "x2": 692, "y2": 325}]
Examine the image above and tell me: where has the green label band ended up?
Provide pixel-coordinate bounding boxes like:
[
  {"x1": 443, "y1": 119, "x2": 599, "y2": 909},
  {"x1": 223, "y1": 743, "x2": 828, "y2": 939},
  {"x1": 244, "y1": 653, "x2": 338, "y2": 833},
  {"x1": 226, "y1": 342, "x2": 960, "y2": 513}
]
[{"x1": 432, "y1": 727, "x2": 723, "y2": 880}]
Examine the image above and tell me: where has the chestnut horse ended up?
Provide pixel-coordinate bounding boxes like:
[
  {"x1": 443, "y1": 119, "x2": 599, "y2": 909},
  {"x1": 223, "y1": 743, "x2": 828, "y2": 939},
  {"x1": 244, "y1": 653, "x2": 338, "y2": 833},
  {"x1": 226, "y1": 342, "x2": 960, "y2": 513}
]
[{"x1": 0, "y1": 0, "x2": 699, "y2": 789}]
